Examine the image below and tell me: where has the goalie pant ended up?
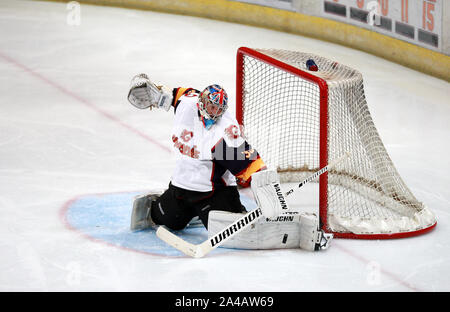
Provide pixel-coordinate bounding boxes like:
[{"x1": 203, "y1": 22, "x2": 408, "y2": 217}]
[
  {"x1": 207, "y1": 210, "x2": 322, "y2": 251},
  {"x1": 150, "y1": 182, "x2": 246, "y2": 230}
]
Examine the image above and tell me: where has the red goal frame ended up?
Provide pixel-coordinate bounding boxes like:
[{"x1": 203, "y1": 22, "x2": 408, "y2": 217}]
[{"x1": 235, "y1": 47, "x2": 436, "y2": 239}]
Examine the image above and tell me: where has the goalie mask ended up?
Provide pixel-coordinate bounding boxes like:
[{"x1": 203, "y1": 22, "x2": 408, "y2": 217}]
[{"x1": 197, "y1": 84, "x2": 228, "y2": 130}]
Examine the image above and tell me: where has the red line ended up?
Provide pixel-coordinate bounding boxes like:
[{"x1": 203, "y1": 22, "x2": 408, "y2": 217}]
[{"x1": 0, "y1": 51, "x2": 171, "y2": 154}]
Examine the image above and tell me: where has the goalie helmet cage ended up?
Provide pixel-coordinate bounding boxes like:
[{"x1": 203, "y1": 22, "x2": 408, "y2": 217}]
[{"x1": 236, "y1": 47, "x2": 437, "y2": 239}]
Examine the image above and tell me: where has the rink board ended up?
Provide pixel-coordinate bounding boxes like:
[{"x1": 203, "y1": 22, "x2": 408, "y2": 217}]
[{"x1": 62, "y1": 190, "x2": 258, "y2": 257}]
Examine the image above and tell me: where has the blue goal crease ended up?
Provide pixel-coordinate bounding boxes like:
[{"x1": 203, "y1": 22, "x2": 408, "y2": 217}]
[{"x1": 63, "y1": 191, "x2": 257, "y2": 257}]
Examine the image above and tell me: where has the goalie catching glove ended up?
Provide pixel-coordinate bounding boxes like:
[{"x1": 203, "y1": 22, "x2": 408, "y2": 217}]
[
  {"x1": 251, "y1": 169, "x2": 289, "y2": 218},
  {"x1": 127, "y1": 73, "x2": 173, "y2": 111}
]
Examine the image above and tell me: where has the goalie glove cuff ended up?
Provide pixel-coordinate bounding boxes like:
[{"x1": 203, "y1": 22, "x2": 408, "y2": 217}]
[{"x1": 156, "y1": 85, "x2": 173, "y2": 111}]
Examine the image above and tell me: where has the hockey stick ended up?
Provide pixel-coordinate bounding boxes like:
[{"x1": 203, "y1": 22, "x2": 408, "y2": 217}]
[{"x1": 156, "y1": 152, "x2": 350, "y2": 258}]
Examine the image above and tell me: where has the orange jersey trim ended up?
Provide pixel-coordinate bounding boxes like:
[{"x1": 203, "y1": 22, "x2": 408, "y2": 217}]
[
  {"x1": 172, "y1": 87, "x2": 190, "y2": 108},
  {"x1": 236, "y1": 157, "x2": 266, "y2": 182},
  {"x1": 172, "y1": 88, "x2": 199, "y2": 110}
]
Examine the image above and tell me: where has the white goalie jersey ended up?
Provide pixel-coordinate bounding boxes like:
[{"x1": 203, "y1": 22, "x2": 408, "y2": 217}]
[{"x1": 169, "y1": 88, "x2": 265, "y2": 192}]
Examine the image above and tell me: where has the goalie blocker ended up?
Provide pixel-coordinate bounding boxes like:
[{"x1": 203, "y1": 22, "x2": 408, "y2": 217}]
[{"x1": 207, "y1": 210, "x2": 333, "y2": 251}]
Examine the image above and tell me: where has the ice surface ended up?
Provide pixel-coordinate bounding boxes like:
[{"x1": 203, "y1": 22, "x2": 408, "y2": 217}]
[{"x1": 0, "y1": 0, "x2": 449, "y2": 291}]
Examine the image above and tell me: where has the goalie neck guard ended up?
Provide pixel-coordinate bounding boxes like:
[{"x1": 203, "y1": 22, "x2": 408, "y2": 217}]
[{"x1": 197, "y1": 84, "x2": 228, "y2": 129}]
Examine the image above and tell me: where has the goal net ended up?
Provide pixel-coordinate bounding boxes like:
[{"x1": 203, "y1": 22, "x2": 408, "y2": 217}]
[{"x1": 236, "y1": 47, "x2": 436, "y2": 239}]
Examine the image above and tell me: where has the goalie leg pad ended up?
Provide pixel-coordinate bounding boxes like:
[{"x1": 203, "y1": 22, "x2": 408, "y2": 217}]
[
  {"x1": 299, "y1": 213, "x2": 333, "y2": 251},
  {"x1": 208, "y1": 211, "x2": 333, "y2": 251},
  {"x1": 207, "y1": 210, "x2": 302, "y2": 249},
  {"x1": 250, "y1": 170, "x2": 290, "y2": 218},
  {"x1": 130, "y1": 190, "x2": 163, "y2": 231}
]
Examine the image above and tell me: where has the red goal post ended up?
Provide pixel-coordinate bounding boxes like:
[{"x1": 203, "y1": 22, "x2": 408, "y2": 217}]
[{"x1": 235, "y1": 47, "x2": 436, "y2": 239}]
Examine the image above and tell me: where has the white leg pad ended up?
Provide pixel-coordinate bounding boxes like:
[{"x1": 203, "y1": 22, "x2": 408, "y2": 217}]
[
  {"x1": 130, "y1": 190, "x2": 163, "y2": 231},
  {"x1": 208, "y1": 210, "x2": 333, "y2": 251},
  {"x1": 299, "y1": 213, "x2": 333, "y2": 251},
  {"x1": 208, "y1": 210, "x2": 302, "y2": 249}
]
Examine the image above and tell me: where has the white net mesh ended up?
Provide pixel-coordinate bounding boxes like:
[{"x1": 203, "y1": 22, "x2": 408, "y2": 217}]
[{"x1": 238, "y1": 48, "x2": 436, "y2": 238}]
